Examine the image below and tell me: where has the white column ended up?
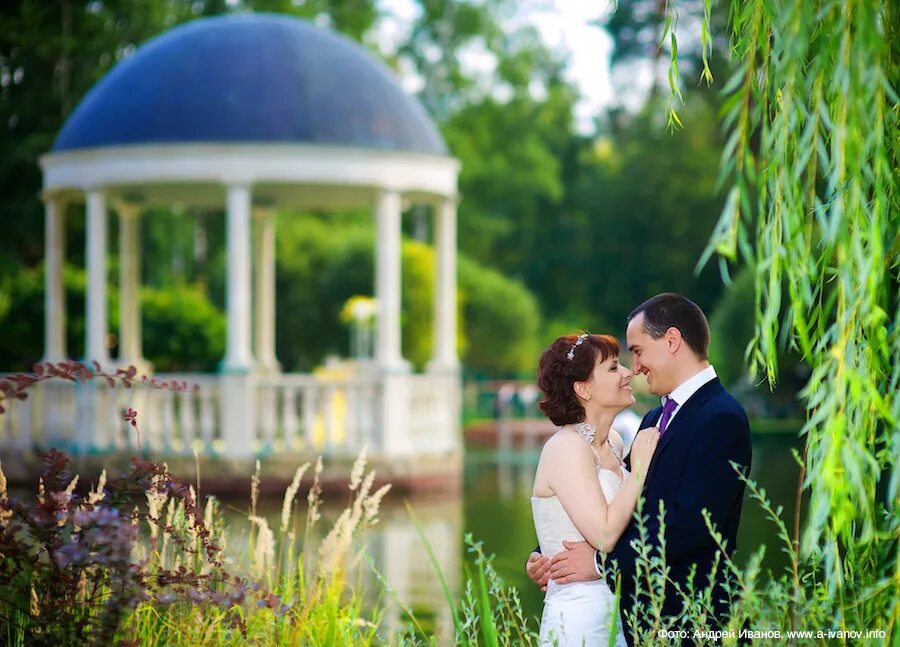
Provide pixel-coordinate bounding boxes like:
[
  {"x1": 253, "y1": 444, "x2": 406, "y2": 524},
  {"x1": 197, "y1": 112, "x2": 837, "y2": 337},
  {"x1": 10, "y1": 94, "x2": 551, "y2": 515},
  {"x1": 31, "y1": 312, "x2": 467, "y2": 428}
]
[
  {"x1": 85, "y1": 190, "x2": 109, "y2": 366},
  {"x1": 43, "y1": 194, "x2": 67, "y2": 363},
  {"x1": 374, "y1": 190, "x2": 405, "y2": 371},
  {"x1": 253, "y1": 208, "x2": 280, "y2": 373},
  {"x1": 429, "y1": 199, "x2": 458, "y2": 371},
  {"x1": 220, "y1": 184, "x2": 255, "y2": 459},
  {"x1": 223, "y1": 184, "x2": 254, "y2": 372},
  {"x1": 373, "y1": 190, "x2": 412, "y2": 458},
  {"x1": 118, "y1": 203, "x2": 147, "y2": 371}
]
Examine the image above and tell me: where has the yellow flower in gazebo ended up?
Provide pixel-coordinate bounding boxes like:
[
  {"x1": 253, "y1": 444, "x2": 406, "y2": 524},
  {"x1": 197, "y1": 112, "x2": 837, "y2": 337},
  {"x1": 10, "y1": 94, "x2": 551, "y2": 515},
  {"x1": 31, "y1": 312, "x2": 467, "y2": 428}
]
[
  {"x1": 341, "y1": 296, "x2": 377, "y2": 360},
  {"x1": 340, "y1": 296, "x2": 378, "y2": 325}
]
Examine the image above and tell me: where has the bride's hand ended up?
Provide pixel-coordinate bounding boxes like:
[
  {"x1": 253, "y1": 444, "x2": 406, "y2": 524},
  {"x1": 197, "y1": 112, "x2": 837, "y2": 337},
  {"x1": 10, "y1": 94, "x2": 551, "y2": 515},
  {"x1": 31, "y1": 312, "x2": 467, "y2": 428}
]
[
  {"x1": 526, "y1": 552, "x2": 551, "y2": 591},
  {"x1": 630, "y1": 427, "x2": 660, "y2": 479}
]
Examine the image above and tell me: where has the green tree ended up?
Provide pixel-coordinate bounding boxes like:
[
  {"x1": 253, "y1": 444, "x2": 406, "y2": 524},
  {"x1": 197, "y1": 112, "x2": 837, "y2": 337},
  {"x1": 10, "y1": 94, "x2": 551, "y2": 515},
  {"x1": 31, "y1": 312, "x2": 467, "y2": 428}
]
[
  {"x1": 442, "y1": 65, "x2": 573, "y2": 268},
  {"x1": 141, "y1": 285, "x2": 226, "y2": 372},
  {"x1": 399, "y1": 0, "x2": 736, "y2": 335},
  {"x1": 458, "y1": 255, "x2": 540, "y2": 375},
  {"x1": 689, "y1": 0, "x2": 899, "y2": 635},
  {"x1": 274, "y1": 214, "x2": 539, "y2": 375},
  {"x1": 0, "y1": 264, "x2": 95, "y2": 368},
  {"x1": 0, "y1": 0, "x2": 176, "y2": 273},
  {"x1": 572, "y1": 95, "x2": 728, "y2": 325},
  {"x1": 707, "y1": 267, "x2": 807, "y2": 416},
  {"x1": 399, "y1": 0, "x2": 584, "y2": 290},
  {"x1": 398, "y1": 0, "x2": 505, "y2": 121},
  {"x1": 603, "y1": 0, "x2": 729, "y2": 98}
]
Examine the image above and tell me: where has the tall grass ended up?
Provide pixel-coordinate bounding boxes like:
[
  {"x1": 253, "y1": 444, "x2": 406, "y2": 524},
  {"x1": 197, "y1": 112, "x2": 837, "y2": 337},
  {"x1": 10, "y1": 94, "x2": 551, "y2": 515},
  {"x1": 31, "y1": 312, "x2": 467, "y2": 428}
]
[
  {"x1": 0, "y1": 443, "x2": 393, "y2": 647},
  {"x1": 120, "y1": 449, "x2": 392, "y2": 646},
  {"x1": 3, "y1": 362, "x2": 896, "y2": 645},
  {"x1": 2, "y1": 398, "x2": 887, "y2": 640}
]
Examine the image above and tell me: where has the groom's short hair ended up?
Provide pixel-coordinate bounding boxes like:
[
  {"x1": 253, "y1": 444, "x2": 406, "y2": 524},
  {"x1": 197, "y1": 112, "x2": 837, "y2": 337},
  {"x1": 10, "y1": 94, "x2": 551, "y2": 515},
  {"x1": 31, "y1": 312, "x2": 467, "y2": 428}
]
[{"x1": 628, "y1": 293, "x2": 710, "y2": 360}]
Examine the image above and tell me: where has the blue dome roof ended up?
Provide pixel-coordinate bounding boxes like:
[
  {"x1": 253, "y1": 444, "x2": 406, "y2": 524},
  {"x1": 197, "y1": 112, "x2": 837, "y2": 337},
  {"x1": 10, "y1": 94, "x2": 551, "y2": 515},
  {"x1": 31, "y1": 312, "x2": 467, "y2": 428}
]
[{"x1": 53, "y1": 14, "x2": 446, "y2": 155}]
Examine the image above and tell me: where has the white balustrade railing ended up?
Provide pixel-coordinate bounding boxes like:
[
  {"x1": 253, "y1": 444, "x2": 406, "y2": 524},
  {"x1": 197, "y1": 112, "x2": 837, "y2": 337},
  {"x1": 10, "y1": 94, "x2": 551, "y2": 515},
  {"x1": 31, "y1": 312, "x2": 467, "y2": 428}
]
[
  {"x1": 0, "y1": 373, "x2": 221, "y2": 456},
  {"x1": 255, "y1": 373, "x2": 381, "y2": 455},
  {"x1": 408, "y1": 373, "x2": 460, "y2": 453},
  {"x1": 0, "y1": 387, "x2": 35, "y2": 451},
  {"x1": 146, "y1": 374, "x2": 221, "y2": 454},
  {"x1": 2, "y1": 370, "x2": 460, "y2": 460}
]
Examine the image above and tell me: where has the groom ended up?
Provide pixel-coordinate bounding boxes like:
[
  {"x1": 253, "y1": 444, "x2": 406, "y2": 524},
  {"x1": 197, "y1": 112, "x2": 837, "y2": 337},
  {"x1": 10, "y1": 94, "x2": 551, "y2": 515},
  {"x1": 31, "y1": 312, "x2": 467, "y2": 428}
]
[{"x1": 526, "y1": 293, "x2": 752, "y2": 644}]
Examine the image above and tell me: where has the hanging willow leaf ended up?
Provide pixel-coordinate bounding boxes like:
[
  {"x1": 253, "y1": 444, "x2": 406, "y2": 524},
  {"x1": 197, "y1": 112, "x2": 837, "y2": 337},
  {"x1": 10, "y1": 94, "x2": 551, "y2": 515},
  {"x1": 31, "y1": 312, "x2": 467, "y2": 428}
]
[{"x1": 686, "y1": 0, "x2": 898, "y2": 636}]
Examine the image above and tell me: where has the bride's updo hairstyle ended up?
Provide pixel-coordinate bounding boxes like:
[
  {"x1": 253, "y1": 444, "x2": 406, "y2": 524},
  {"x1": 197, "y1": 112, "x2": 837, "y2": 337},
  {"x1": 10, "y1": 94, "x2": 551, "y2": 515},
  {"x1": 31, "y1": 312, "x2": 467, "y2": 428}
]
[{"x1": 537, "y1": 333, "x2": 620, "y2": 426}]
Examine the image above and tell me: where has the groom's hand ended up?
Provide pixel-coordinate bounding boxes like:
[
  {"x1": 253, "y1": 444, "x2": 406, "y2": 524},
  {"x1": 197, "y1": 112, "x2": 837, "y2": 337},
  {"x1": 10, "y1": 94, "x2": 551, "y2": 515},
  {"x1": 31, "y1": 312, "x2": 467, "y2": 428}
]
[
  {"x1": 548, "y1": 540, "x2": 600, "y2": 584},
  {"x1": 526, "y1": 552, "x2": 551, "y2": 592}
]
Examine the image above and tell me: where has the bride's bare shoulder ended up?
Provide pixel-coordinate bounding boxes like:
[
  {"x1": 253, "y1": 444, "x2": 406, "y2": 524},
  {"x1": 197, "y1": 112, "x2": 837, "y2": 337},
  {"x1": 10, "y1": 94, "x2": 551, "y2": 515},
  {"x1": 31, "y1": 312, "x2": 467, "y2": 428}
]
[{"x1": 542, "y1": 427, "x2": 588, "y2": 455}]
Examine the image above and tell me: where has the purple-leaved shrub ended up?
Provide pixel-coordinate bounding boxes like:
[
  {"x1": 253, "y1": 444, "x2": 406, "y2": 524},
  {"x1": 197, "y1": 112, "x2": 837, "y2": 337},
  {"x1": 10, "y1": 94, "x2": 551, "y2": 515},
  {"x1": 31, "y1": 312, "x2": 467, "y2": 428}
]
[{"x1": 0, "y1": 362, "x2": 284, "y2": 647}]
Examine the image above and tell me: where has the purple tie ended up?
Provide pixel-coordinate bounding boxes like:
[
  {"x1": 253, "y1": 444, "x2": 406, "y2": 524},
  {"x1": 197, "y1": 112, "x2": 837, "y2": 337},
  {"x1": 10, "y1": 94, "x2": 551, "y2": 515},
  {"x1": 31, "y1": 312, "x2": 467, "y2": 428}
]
[{"x1": 658, "y1": 398, "x2": 678, "y2": 436}]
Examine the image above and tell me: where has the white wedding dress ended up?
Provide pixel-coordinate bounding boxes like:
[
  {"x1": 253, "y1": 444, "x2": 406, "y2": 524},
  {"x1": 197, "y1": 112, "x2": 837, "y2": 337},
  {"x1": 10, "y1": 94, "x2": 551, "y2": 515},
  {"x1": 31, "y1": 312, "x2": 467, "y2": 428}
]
[{"x1": 531, "y1": 429, "x2": 629, "y2": 647}]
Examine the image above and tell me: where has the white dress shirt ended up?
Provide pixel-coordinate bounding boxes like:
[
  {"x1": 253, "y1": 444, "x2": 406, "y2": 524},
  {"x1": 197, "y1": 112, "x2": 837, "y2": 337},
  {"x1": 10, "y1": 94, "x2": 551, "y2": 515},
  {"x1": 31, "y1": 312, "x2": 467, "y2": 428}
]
[{"x1": 661, "y1": 365, "x2": 718, "y2": 425}]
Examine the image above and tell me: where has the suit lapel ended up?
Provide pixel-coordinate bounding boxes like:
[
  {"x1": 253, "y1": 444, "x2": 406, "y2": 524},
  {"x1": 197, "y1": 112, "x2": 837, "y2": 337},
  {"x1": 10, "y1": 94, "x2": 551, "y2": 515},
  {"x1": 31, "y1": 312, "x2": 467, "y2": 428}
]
[{"x1": 643, "y1": 378, "x2": 724, "y2": 488}]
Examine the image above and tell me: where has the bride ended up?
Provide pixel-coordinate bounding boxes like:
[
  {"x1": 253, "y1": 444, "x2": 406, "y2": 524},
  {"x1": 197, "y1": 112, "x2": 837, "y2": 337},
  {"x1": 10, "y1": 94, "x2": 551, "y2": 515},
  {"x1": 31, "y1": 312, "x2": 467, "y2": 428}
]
[{"x1": 531, "y1": 333, "x2": 659, "y2": 646}]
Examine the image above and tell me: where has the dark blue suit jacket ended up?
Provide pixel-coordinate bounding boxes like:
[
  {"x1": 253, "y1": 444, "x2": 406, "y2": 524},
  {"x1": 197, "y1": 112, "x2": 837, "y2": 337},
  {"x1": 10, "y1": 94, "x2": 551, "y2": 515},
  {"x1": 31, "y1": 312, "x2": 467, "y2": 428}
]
[{"x1": 605, "y1": 378, "x2": 751, "y2": 638}]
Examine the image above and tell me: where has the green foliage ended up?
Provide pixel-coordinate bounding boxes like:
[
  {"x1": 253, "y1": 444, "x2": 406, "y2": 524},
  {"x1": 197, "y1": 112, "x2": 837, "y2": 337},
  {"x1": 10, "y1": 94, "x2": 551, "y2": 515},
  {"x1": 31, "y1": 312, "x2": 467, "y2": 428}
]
[
  {"x1": 400, "y1": 240, "x2": 437, "y2": 370},
  {"x1": 274, "y1": 215, "x2": 401, "y2": 371},
  {"x1": 0, "y1": 265, "x2": 224, "y2": 373},
  {"x1": 392, "y1": 526, "x2": 540, "y2": 647},
  {"x1": 458, "y1": 256, "x2": 540, "y2": 376},
  {"x1": 697, "y1": 0, "x2": 900, "y2": 637},
  {"x1": 538, "y1": 307, "x2": 615, "y2": 352},
  {"x1": 443, "y1": 82, "x2": 569, "y2": 268},
  {"x1": 141, "y1": 285, "x2": 226, "y2": 372},
  {"x1": 0, "y1": 264, "x2": 112, "y2": 368},
  {"x1": 274, "y1": 214, "x2": 537, "y2": 375},
  {"x1": 707, "y1": 269, "x2": 807, "y2": 417},
  {"x1": 707, "y1": 269, "x2": 754, "y2": 386},
  {"x1": 141, "y1": 210, "x2": 209, "y2": 290},
  {"x1": 567, "y1": 96, "x2": 728, "y2": 325},
  {"x1": 398, "y1": 0, "x2": 504, "y2": 121},
  {"x1": 0, "y1": 409, "x2": 385, "y2": 647},
  {"x1": 422, "y1": 6, "x2": 732, "y2": 327},
  {"x1": 401, "y1": 1, "x2": 724, "y2": 326}
]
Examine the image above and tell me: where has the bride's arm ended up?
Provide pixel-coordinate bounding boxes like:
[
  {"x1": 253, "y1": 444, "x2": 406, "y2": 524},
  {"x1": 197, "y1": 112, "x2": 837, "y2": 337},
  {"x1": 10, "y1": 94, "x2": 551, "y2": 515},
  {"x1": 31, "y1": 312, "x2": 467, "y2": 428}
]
[{"x1": 547, "y1": 433, "x2": 645, "y2": 554}]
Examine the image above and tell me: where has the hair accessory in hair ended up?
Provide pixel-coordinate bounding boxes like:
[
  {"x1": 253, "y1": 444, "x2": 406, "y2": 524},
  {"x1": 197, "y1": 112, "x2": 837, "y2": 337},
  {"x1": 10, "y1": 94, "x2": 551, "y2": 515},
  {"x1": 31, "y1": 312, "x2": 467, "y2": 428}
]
[{"x1": 566, "y1": 333, "x2": 589, "y2": 360}]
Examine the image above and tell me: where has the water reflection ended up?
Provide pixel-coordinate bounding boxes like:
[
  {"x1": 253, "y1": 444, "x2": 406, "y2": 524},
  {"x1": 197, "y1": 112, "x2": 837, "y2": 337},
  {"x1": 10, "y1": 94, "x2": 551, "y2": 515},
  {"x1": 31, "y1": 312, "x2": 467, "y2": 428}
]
[
  {"x1": 221, "y1": 494, "x2": 462, "y2": 643},
  {"x1": 366, "y1": 499, "x2": 461, "y2": 642}
]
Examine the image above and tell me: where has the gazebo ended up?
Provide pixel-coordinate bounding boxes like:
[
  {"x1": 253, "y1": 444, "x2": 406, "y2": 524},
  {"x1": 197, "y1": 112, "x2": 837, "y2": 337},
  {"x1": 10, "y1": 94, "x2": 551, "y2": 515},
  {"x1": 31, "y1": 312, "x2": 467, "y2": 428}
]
[{"x1": 22, "y1": 14, "x2": 461, "y2": 485}]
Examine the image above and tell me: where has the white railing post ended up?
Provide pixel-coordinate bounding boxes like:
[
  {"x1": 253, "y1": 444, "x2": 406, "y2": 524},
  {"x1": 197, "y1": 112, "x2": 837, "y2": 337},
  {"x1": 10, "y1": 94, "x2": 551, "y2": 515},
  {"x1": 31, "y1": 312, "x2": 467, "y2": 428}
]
[
  {"x1": 12, "y1": 398, "x2": 33, "y2": 452},
  {"x1": 323, "y1": 385, "x2": 336, "y2": 454},
  {"x1": 302, "y1": 385, "x2": 316, "y2": 450},
  {"x1": 179, "y1": 390, "x2": 197, "y2": 454},
  {"x1": 199, "y1": 389, "x2": 216, "y2": 453},
  {"x1": 283, "y1": 386, "x2": 298, "y2": 450},
  {"x1": 259, "y1": 382, "x2": 277, "y2": 450},
  {"x1": 160, "y1": 389, "x2": 176, "y2": 452}
]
